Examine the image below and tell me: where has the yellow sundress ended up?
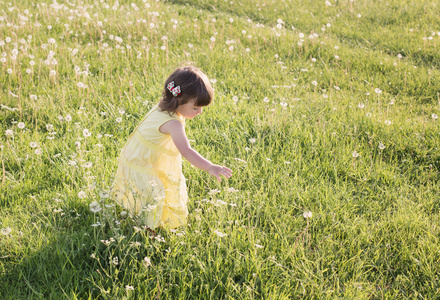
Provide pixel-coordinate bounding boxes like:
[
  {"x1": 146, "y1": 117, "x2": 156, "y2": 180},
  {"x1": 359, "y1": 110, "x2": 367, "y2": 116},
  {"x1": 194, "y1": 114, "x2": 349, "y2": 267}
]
[{"x1": 111, "y1": 104, "x2": 188, "y2": 229}]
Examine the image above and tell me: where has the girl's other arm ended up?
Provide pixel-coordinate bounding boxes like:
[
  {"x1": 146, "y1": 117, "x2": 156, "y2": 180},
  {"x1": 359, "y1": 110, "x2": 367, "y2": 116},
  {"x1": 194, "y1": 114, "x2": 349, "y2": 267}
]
[{"x1": 160, "y1": 120, "x2": 232, "y2": 181}]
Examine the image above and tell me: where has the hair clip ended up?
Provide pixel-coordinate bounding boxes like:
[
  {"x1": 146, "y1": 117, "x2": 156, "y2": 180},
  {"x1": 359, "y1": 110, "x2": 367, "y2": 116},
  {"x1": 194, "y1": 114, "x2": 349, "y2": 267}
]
[{"x1": 167, "y1": 81, "x2": 181, "y2": 97}]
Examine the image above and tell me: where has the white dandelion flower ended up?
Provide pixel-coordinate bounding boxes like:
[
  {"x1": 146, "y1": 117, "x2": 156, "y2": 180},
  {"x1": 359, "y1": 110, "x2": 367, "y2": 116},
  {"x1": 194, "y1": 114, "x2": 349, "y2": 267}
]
[{"x1": 89, "y1": 200, "x2": 101, "y2": 213}]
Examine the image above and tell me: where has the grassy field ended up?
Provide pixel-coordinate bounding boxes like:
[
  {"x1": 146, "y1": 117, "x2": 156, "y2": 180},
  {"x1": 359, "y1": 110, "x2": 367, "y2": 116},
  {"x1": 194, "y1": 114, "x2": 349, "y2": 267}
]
[{"x1": 1, "y1": 0, "x2": 440, "y2": 298}]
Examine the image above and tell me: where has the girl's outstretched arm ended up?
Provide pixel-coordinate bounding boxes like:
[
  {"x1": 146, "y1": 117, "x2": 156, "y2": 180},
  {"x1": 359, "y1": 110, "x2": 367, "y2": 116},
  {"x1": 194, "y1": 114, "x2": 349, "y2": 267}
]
[{"x1": 159, "y1": 120, "x2": 232, "y2": 181}]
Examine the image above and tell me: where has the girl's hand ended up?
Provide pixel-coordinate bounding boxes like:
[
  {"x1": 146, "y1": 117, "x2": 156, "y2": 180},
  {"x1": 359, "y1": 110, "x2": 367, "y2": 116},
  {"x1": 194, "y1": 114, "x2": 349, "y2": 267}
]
[{"x1": 208, "y1": 165, "x2": 233, "y2": 182}]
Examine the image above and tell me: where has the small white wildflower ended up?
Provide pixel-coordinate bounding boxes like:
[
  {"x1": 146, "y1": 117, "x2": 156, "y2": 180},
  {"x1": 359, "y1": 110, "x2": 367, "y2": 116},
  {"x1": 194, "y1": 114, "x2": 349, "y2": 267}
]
[
  {"x1": 78, "y1": 191, "x2": 86, "y2": 199},
  {"x1": 17, "y1": 122, "x2": 25, "y2": 129},
  {"x1": 378, "y1": 142, "x2": 385, "y2": 150},
  {"x1": 143, "y1": 257, "x2": 151, "y2": 268},
  {"x1": 352, "y1": 151, "x2": 360, "y2": 158},
  {"x1": 303, "y1": 211, "x2": 312, "y2": 218},
  {"x1": 432, "y1": 114, "x2": 438, "y2": 120},
  {"x1": 111, "y1": 257, "x2": 119, "y2": 265},
  {"x1": 214, "y1": 230, "x2": 227, "y2": 238}
]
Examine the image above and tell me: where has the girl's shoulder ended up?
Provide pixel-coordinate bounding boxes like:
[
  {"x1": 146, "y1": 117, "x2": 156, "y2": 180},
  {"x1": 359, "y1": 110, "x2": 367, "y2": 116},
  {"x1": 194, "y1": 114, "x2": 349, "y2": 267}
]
[
  {"x1": 153, "y1": 106, "x2": 184, "y2": 124},
  {"x1": 139, "y1": 104, "x2": 184, "y2": 128}
]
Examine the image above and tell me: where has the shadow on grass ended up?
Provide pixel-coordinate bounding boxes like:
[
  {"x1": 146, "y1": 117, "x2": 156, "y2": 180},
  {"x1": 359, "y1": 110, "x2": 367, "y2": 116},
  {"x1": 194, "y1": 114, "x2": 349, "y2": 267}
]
[{"x1": 0, "y1": 202, "x2": 102, "y2": 299}]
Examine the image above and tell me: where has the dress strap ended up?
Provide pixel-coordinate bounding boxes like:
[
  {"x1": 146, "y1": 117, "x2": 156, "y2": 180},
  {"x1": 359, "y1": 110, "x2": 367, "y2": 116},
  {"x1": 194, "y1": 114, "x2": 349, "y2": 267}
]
[{"x1": 126, "y1": 104, "x2": 159, "y2": 142}]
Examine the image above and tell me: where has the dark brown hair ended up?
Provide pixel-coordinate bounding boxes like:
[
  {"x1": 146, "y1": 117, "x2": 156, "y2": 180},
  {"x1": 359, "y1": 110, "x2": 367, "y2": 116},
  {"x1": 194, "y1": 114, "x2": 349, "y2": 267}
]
[{"x1": 158, "y1": 66, "x2": 214, "y2": 113}]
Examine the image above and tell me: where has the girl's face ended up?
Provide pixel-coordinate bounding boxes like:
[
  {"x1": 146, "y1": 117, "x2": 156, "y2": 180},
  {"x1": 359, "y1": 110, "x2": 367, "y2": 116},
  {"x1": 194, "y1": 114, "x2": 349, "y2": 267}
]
[{"x1": 175, "y1": 99, "x2": 204, "y2": 119}]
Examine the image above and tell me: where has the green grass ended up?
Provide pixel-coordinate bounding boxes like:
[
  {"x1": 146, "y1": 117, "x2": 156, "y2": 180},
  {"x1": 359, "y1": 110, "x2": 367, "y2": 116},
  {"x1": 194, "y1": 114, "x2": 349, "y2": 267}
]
[{"x1": 1, "y1": 0, "x2": 439, "y2": 298}]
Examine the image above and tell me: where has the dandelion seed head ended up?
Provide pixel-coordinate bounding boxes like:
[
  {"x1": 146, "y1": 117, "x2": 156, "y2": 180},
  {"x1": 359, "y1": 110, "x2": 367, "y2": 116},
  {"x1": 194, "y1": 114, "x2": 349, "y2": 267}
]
[
  {"x1": 1, "y1": 227, "x2": 12, "y2": 236},
  {"x1": 89, "y1": 200, "x2": 101, "y2": 212}
]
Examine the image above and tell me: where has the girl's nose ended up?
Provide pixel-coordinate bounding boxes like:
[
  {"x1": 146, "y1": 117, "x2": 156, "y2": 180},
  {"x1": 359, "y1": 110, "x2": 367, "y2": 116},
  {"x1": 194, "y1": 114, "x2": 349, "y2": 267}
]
[{"x1": 198, "y1": 107, "x2": 203, "y2": 114}]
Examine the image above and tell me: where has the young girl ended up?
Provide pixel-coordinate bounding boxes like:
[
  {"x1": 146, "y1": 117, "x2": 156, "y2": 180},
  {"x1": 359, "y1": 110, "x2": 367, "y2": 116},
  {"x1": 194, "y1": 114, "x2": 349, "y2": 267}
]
[{"x1": 112, "y1": 66, "x2": 232, "y2": 230}]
